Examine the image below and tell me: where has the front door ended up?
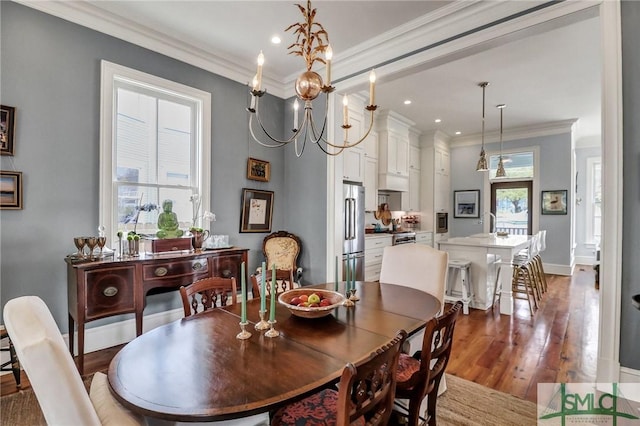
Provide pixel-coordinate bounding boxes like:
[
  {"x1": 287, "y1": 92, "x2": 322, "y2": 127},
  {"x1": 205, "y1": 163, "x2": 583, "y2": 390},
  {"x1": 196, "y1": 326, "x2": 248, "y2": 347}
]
[{"x1": 490, "y1": 181, "x2": 533, "y2": 235}]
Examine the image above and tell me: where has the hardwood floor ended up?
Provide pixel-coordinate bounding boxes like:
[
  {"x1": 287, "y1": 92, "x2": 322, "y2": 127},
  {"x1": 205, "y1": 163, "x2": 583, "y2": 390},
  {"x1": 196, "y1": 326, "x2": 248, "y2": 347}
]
[{"x1": 1, "y1": 266, "x2": 598, "y2": 404}]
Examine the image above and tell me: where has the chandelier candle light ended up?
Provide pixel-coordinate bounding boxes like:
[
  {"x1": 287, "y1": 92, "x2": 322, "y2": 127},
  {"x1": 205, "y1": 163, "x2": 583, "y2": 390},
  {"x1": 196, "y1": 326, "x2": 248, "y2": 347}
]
[
  {"x1": 476, "y1": 82, "x2": 489, "y2": 172},
  {"x1": 496, "y1": 104, "x2": 506, "y2": 178},
  {"x1": 247, "y1": 0, "x2": 378, "y2": 157}
]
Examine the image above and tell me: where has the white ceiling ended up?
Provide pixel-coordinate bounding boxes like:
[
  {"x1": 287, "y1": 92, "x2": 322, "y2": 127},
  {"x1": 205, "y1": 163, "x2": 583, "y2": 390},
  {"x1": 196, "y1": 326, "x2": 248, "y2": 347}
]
[{"x1": 29, "y1": 1, "x2": 601, "y2": 146}]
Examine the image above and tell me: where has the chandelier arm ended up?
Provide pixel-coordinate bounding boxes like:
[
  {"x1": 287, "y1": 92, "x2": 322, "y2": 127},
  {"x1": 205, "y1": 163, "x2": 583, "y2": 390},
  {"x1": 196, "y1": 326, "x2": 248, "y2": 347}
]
[
  {"x1": 250, "y1": 96, "x2": 307, "y2": 146},
  {"x1": 248, "y1": 114, "x2": 288, "y2": 148},
  {"x1": 306, "y1": 93, "x2": 331, "y2": 144},
  {"x1": 324, "y1": 108, "x2": 375, "y2": 149}
]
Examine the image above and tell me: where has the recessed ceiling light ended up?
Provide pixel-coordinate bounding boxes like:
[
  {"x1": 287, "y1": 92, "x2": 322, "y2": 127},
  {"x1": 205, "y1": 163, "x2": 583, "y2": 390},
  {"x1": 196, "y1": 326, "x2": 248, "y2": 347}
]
[
  {"x1": 435, "y1": 119, "x2": 441, "y2": 123},
  {"x1": 403, "y1": 100, "x2": 412, "y2": 105},
  {"x1": 455, "y1": 131, "x2": 461, "y2": 135},
  {"x1": 271, "y1": 35, "x2": 281, "y2": 44}
]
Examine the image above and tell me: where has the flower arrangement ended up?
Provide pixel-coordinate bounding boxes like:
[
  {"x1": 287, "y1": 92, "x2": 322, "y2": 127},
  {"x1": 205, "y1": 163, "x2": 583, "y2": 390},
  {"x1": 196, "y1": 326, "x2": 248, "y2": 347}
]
[{"x1": 189, "y1": 194, "x2": 216, "y2": 232}]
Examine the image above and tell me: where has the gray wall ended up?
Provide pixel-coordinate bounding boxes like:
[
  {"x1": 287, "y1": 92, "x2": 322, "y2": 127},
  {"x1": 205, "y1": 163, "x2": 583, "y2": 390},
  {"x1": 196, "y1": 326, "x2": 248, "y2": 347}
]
[
  {"x1": 0, "y1": 2, "x2": 298, "y2": 331},
  {"x1": 449, "y1": 132, "x2": 573, "y2": 268},
  {"x1": 620, "y1": 0, "x2": 640, "y2": 371}
]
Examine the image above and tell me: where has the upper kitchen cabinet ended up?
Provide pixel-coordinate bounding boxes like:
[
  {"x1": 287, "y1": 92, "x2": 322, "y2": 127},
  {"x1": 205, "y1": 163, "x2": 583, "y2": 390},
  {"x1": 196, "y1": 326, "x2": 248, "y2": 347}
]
[
  {"x1": 420, "y1": 130, "x2": 451, "y2": 235},
  {"x1": 341, "y1": 96, "x2": 366, "y2": 183},
  {"x1": 375, "y1": 111, "x2": 415, "y2": 192},
  {"x1": 363, "y1": 130, "x2": 379, "y2": 212}
]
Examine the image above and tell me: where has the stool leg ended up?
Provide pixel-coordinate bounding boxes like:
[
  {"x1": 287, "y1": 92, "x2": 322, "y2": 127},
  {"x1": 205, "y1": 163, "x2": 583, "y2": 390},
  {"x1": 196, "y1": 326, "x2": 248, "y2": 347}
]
[{"x1": 460, "y1": 268, "x2": 469, "y2": 315}]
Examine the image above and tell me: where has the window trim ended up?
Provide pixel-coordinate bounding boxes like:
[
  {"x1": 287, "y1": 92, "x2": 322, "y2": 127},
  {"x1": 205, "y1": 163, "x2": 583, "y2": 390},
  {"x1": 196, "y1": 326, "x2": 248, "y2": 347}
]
[
  {"x1": 99, "y1": 60, "x2": 211, "y2": 241},
  {"x1": 585, "y1": 156, "x2": 602, "y2": 244}
]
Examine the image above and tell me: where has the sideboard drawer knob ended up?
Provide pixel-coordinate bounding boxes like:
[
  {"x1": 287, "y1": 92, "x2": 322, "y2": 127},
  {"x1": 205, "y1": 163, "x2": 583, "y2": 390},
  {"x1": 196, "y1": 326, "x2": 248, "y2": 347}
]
[
  {"x1": 103, "y1": 286, "x2": 118, "y2": 297},
  {"x1": 192, "y1": 262, "x2": 203, "y2": 271},
  {"x1": 154, "y1": 267, "x2": 168, "y2": 277}
]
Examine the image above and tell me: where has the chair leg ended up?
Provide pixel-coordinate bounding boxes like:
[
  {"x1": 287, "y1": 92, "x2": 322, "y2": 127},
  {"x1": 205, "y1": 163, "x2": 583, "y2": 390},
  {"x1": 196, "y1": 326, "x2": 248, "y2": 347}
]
[{"x1": 9, "y1": 339, "x2": 21, "y2": 388}]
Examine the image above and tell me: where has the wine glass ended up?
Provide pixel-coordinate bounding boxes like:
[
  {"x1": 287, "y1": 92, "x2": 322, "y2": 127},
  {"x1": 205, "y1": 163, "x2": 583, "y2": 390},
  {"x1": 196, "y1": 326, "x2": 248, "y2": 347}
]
[
  {"x1": 97, "y1": 236, "x2": 107, "y2": 258},
  {"x1": 85, "y1": 237, "x2": 98, "y2": 261},
  {"x1": 73, "y1": 236, "x2": 86, "y2": 258}
]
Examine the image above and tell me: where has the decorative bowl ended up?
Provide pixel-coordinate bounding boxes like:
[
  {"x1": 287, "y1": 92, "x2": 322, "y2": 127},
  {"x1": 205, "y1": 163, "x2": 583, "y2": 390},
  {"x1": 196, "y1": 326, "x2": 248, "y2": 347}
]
[{"x1": 278, "y1": 288, "x2": 346, "y2": 319}]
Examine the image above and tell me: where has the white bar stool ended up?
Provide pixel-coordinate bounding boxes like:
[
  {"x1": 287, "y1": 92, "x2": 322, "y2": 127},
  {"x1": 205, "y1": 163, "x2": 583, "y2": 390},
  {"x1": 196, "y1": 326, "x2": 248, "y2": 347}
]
[{"x1": 445, "y1": 259, "x2": 472, "y2": 314}]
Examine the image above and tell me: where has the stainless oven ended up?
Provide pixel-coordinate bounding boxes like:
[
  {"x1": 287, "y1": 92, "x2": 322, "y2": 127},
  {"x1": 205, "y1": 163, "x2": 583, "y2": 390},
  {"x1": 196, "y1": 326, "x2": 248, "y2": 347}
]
[
  {"x1": 392, "y1": 232, "x2": 416, "y2": 245},
  {"x1": 436, "y1": 212, "x2": 448, "y2": 234}
]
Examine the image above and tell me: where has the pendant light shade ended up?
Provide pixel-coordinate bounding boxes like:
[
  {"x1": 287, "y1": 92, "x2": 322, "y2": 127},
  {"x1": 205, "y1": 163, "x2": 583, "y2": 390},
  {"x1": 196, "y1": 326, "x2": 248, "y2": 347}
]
[
  {"x1": 496, "y1": 103, "x2": 506, "y2": 178},
  {"x1": 476, "y1": 82, "x2": 489, "y2": 172}
]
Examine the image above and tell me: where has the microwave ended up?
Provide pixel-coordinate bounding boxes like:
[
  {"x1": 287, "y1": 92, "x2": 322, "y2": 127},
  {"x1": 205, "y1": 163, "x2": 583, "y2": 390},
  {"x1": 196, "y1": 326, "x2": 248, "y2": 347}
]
[{"x1": 436, "y1": 212, "x2": 448, "y2": 234}]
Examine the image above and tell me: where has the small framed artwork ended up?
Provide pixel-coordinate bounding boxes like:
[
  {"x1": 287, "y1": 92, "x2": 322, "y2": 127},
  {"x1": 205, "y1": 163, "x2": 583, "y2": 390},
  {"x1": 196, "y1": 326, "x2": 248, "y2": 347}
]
[
  {"x1": 541, "y1": 190, "x2": 568, "y2": 215},
  {"x1": 454, "y1": 190, "x2": 480, "y2": 218},
  {"x1": 240, "y1": 188, "x2": 274, "y2": 233},
  {"x1": 0, "y1": 171, "x2": 23, "y2": 209},
  {"x1": 247, "y1": 157, "x2": 270, "y2": 182},
  {"x1": 1, "y1": 105, "x2": 16, "y2": 156}
]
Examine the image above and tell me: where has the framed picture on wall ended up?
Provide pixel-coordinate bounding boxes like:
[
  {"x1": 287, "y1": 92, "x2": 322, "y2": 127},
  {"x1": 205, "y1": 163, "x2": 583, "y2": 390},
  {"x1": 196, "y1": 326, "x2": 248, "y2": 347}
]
[
  {"x1": 454, "y1": 190, "x2": 480, "y2": 218},
  {"x1": 541, "y1": 190, "x2": 568, "y2": 215},
  {"x1": 240, "y1": 188, "x2": 274, "y2": 233},
  {"x1": 1, "y1": 105, "x2": 16, "y2": 156},
  {"x1": 247, "y1": 157, "x2": 270, "y2": 182},
  {"x1": 0, "y1": 171, "x2": 23, "y2": 209}
]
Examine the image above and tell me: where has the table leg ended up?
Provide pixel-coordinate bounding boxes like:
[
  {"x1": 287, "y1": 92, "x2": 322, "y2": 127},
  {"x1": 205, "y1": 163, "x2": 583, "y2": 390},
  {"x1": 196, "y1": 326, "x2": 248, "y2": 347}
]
[{"x1": 499, "y1": 262, "x2": 514, "y2": 315}]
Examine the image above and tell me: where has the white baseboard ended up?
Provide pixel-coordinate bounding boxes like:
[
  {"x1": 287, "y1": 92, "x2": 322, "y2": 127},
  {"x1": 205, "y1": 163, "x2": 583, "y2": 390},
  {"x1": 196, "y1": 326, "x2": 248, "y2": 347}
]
[
  {"x1": 575, "y1": 255, "x2": 597, "y2": 266},
  {"x1": 543, "y1": 262, "x2": 573, "y2": 276},
  {"x1": 63, "y1": 308, "x2": 185, "y2": 354}
]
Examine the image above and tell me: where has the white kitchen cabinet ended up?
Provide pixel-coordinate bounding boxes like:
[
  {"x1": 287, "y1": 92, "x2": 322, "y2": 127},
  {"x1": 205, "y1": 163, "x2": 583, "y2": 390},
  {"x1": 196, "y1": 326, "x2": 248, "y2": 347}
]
[
  {"x1": 415, "y1": 231, "x2": 433, "y2": 247},
  {"x1": 364, "y1": 156, "x2": 378, "y2": 211},
  {"x1": 364, "y1": 235, "x2": 392, "y2": 281},
  {"x1": 408, "y1": 167, "x2": 421, "y2": 212},
  {"x1": 409, "y1": 145, "x2": 421, "y2": 171},
  {"x1": 420, "y1": 130, "x2": 451, "y2": 231},
  {"x1": 363, "y1": 129, "x2": 378, "y2": 159},
  {"x1": 376, "y1": 111, "x2": 414, "y2": 192},
  {"x1": 343, "y1": 148, "x2": 364, "y2": 182},
  {"x1": 341, "y1": 98, "x2": 366, "y2": 183}
]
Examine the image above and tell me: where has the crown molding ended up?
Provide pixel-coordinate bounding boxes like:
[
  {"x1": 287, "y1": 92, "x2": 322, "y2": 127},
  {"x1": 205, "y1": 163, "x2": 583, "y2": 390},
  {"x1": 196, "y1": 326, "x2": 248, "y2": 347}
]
[
  {"x1": 17, "y1": 0, "x2": 599, "y2": 102},
  {"x1": 449, "y1": 119, "x2": 578, "y2": 148},
  {"x1": 14, "y1": 0, "x2": 287, "y2": 97}
]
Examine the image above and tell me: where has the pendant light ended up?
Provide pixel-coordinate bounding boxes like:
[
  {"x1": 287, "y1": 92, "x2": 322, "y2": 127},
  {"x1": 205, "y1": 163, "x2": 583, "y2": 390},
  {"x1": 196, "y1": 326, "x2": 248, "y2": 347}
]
[
  {"x1": 476, "y1": 82, "x2": 489, "y2": 172},
  {"x1": 496, "y1": 104, "x2": 506, "y2": 178}
]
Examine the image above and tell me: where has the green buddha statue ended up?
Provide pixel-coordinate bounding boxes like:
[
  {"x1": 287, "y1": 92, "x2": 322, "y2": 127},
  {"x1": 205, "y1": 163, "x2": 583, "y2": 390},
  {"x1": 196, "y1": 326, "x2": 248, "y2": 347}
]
[{"x1": 156, "y1": 199, "x2": 184, "y2": 239}]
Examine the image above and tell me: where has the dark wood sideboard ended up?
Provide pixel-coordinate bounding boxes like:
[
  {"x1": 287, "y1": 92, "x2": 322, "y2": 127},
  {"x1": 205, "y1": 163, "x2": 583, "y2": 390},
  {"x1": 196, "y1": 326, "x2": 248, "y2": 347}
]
[{"x1": 66, "y1": 247, "x2": 248, "y2": 374}]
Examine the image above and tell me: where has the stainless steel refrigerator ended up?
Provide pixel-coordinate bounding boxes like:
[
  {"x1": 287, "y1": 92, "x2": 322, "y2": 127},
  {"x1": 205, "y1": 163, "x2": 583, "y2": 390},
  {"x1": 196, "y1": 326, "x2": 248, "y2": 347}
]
[{"x1": 343, "y1": 183, "x2": 365, "y2": 281}]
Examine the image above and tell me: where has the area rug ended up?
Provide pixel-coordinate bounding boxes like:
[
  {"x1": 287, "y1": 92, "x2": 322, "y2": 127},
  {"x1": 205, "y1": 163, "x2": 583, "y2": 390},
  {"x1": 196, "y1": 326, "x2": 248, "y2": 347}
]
[{"x1": 0, "y1": 374, "x2": 537, "y2": 425}]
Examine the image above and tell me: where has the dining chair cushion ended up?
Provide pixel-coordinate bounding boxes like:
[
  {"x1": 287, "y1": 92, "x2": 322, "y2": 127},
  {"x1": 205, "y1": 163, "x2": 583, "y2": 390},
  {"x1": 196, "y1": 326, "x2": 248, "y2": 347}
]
[
  {"x1": 90, "y1": 372, "x2": 148, "y2": 426},
  {"x1": 271, "y1": 388, "x2": 365, "y2": 426},
  {"x1": 396, "y1": 353, "x2": 420, "y2": 385}
]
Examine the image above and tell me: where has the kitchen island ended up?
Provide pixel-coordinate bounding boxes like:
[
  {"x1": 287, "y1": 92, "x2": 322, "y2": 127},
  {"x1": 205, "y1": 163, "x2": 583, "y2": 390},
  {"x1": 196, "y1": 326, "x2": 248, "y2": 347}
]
[{"x1": 438, "y1": 234, "x2": 532, "y2": 315}]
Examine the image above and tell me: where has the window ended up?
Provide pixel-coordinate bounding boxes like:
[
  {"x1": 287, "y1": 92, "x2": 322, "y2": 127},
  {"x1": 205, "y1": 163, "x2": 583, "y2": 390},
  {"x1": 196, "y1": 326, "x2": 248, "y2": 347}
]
[
  {"x1": 100, "y1": 61, "x2": 211, "y2": 242},
  {"x1": 489, "y1": 151, "x2": 534, "y2": 179},
  {"x1": 586, "y1": 157, "x2": 602, "y2": 244}
]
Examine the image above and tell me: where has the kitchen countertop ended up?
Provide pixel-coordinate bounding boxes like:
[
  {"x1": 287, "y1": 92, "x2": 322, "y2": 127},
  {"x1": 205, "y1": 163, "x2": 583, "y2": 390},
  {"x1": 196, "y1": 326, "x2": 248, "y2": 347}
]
[{"x1": 438, "y1": 233, "x2": 530, "y2": 248}]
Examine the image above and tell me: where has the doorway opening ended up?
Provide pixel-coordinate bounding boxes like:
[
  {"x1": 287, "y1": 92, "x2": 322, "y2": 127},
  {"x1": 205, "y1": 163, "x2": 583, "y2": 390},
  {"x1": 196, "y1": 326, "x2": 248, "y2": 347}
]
[{"x1": 490, "y1": 181, "x2": 533, "y2": 235}]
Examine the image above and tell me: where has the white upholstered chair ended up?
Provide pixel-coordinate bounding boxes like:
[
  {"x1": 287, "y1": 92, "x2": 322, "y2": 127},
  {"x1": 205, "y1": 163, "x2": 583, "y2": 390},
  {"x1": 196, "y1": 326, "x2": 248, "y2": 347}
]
[
  {"x1": 3, "y1": 296, "x2": 147, "y2": 426},
  {"x1": 379, "y1": 244, "x2": 449, "y2": 420}
]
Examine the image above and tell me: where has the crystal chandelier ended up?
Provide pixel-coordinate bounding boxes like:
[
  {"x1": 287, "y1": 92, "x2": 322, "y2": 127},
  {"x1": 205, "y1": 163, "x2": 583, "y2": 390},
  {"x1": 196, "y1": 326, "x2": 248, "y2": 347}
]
[
  {"x1": 495, "y1": 104, "x2": 506, "y2": 178},
  {"x1": 247, "y1": 0, "x2": 377, "y2": 157},
  {"x1": 476, "y1": 82, "x2": 489, "y2": 172}
]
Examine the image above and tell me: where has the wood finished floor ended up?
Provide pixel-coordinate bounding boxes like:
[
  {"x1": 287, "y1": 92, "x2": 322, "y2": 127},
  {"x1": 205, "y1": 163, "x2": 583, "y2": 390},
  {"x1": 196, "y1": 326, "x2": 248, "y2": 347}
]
[{"x1": 1, "y1": 266, "x2": 599, "y2": 404}]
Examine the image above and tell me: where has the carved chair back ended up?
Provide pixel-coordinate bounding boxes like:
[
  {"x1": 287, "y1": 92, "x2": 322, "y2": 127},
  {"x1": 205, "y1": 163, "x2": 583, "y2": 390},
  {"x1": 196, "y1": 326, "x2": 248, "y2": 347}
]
[{"x1": 179, "y1": 277, "x2": 237, "y2": 317}]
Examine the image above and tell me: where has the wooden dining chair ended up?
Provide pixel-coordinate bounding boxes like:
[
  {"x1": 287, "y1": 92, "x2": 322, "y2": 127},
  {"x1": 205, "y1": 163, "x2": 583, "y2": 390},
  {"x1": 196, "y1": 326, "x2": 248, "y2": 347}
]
[
  {"x1": 263, "y1": 230, "x2": 303, "y2": 284},
  {"x1": 395, "y1": 301, "x2": 463, "y2": 426},
  {"x1": 179, "y1": 277, "x2": 237, "y2": 317},
  {"x1": 250, "y1": 268, "x2": 296, "y2": 299},
  {"x1": 271, "y1": 330, "x2": 408, "y2": 426},
  {"x1": 3, "y1": 296, "x2": 146, "y2": 426}
]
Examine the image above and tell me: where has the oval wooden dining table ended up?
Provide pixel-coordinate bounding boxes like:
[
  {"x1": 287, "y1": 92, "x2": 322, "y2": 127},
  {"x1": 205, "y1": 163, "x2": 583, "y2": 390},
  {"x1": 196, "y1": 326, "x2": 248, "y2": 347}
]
[{"x1": 108, "y1": 281, "x2": 441, "y2": 422}]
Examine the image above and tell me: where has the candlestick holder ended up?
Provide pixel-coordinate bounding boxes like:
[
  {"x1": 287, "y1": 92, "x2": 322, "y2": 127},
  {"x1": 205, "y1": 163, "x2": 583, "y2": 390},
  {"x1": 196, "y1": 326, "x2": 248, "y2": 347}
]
[
  {"x1": 265, "y1": 319, "x2": 280, "y2": 338},
  {"x1": 349, "y1": 288, "x2": 360, "y2": 301},
  {"x1": 255, "y1": 310, "x2": 270, "y2": 331},
  {"x1": 236, "y1": 321, "x2": 252, "y2": 340},
  {"x1": 343, "y1": 291, "x2": 355, "y2": 307}
]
